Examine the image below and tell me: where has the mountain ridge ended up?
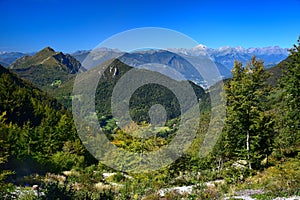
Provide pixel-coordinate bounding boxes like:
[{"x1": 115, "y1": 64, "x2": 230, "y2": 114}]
[
  {"x1": 1, "y1": 45, "x2": 288, "y2": 70},
  {"x1": 170, "y1": 45, "x2": 289, "y2": 68},
  {"x1": 9, "y1": 47, "x2": 84, "y2": 91},
  {"x1": 71, "y1": 45, "x2": 288, "y2": 73},
  {"x1": 5, "y1": 45, "x2": 289, "y2": 91}
]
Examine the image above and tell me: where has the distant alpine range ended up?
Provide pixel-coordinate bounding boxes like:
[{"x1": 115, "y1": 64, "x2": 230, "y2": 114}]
[
  {"x1": 1, "y1": 45, "x2": 289, "y2": 68},
  {"x1": 2, "y1": 45, "x2": 289, "y2": 88},
  {"x1": 70, "y1": 45, "x2": 289, "y2": 70},
  {"x1": 71, "y1": 45, "x2": 289, "y2": 86}
]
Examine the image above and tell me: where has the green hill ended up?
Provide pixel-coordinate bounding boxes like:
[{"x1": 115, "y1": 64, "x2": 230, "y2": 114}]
[
  {"x1": 51, "y1": 59, "x2": 207, "y2": 123},
  {"x1": 9, "y1": 47, "x2": 84, "y2": 91}
]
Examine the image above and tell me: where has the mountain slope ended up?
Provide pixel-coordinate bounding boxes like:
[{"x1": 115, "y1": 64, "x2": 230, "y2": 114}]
[
  {"x1": 266, "y1": 57, "x2": 291, "y2": 87},
  {"x1": 119, "y1": 50, "x2": 231, "y2": 86},
  {"x1": 52, "y1": 59, "x2": 207, "y2": 122},
  {"x1": 119, "y1": 50, "x2": 201, "y2": 79},
  {"x1": 0, "y1": 64, "x2": 63, "y2": 126},
  {"x1": 9, "y1": 47, "x2": 84, "y2": 91},
  {"x1": 0, "y1": 64, "x2": 94, "y2": 176}
]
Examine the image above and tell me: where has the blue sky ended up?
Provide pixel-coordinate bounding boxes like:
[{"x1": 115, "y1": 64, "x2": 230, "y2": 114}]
[{"x1": 1, "y1": 0, "x2": 300, "y2": 52}]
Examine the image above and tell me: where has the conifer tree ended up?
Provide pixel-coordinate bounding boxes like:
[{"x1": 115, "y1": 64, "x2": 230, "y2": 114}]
[{"x1": 222, "y1": 57, "x2": 272, "y2": 169}]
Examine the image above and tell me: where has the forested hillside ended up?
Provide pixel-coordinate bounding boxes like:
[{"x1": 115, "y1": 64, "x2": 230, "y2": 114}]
[
  {"x1": 0, "y1": 65, "x2": 96, "y2": 197},
  {"x1": 0, "y1": 38, "x2": 299, "y2": 199},
  {"x1": 50, "y1": 59, "x2": 208, "y2": 117}
]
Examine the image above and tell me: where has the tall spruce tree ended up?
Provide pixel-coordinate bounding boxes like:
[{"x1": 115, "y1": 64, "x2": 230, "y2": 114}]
[{"x1": 222, "y1": 57, "x2": 272, "y2": 169}]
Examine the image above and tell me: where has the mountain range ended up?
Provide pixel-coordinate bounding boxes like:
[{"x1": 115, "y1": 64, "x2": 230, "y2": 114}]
[
  {"x1": 70, "y1": 45, "x2": 289, "y2": 69},
  {"x1": 2, "y1": 45, "x2": 288, "y2": 69},
  {"x1": 6, "y1": 45, "x2": 289, "y2": 90},
  {"x1": 169, "y1": 45, "x2": 289, "y2": 68},
  {"x1": 70, "y1": 46, "x2": 288, "y2": 87},
  {"x1": 8, "y1": 44, "x2": 287, "y2": 124}
]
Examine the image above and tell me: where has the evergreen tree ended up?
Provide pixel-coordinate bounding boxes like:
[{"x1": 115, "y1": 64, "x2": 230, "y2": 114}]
[{"x1": 222, "y1": 57, "x2": 273, "y2": 169}]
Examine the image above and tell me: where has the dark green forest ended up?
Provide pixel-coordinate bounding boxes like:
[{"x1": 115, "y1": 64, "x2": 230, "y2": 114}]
[{"x1": 0, "y1": 38, "x2": 299, "y2": 199}]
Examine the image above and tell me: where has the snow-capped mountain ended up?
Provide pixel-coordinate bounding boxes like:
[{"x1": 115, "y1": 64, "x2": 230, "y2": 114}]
[
  {"x1": 171, "y1": 45, "x2": 289, "y2": 69},
  {"x1": 168, "y1": 44, "x2": 210, "y2": 57}
]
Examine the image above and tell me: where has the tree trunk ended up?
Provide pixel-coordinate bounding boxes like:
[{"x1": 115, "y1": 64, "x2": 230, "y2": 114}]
[
  {"x1": 246, "y1": 131, "x2": 251, "y2": 170},
  {"x1": 27, "y1": 141, "x2": 31, "y2": 155}
]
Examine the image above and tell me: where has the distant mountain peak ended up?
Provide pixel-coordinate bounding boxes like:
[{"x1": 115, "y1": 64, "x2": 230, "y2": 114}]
[
  {"x1": 93, "y1": 47, "x2": 121, "y2": 52},
  {"x1": 234, "y1": 46, "x2": 246, "y2": 52},
  {"x1": 9, "y1": 46, "x2": 83, "y2": 89},
  {"x1": 192, "y1": 44, "x2": 207, "y2": 50},
  {"x1": 217, "y1": 46, "x2": 231, "y2": 50},
  {"x1": 32, "y1": 47, "x2": 57, "y2": 59},
  {"x1": 41, "y1": 46, "x2": 55, "y2": 53}
]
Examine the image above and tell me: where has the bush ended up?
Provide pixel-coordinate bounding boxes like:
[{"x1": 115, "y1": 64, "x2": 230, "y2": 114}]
[
  {"x1": 221, "y1": 165, "x2": 251, "y2": 184},
  {"x1": 51, "y1": 152, "x2": 85, "y2": 172},
  {"x1": 42, "y1": 181, "x2": 74, "y2": 200}
]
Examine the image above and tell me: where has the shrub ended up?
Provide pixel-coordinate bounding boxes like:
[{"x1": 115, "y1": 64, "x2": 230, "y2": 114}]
[{"x1": 51, "y1": 152, "x2": 84, "y2": 172}]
